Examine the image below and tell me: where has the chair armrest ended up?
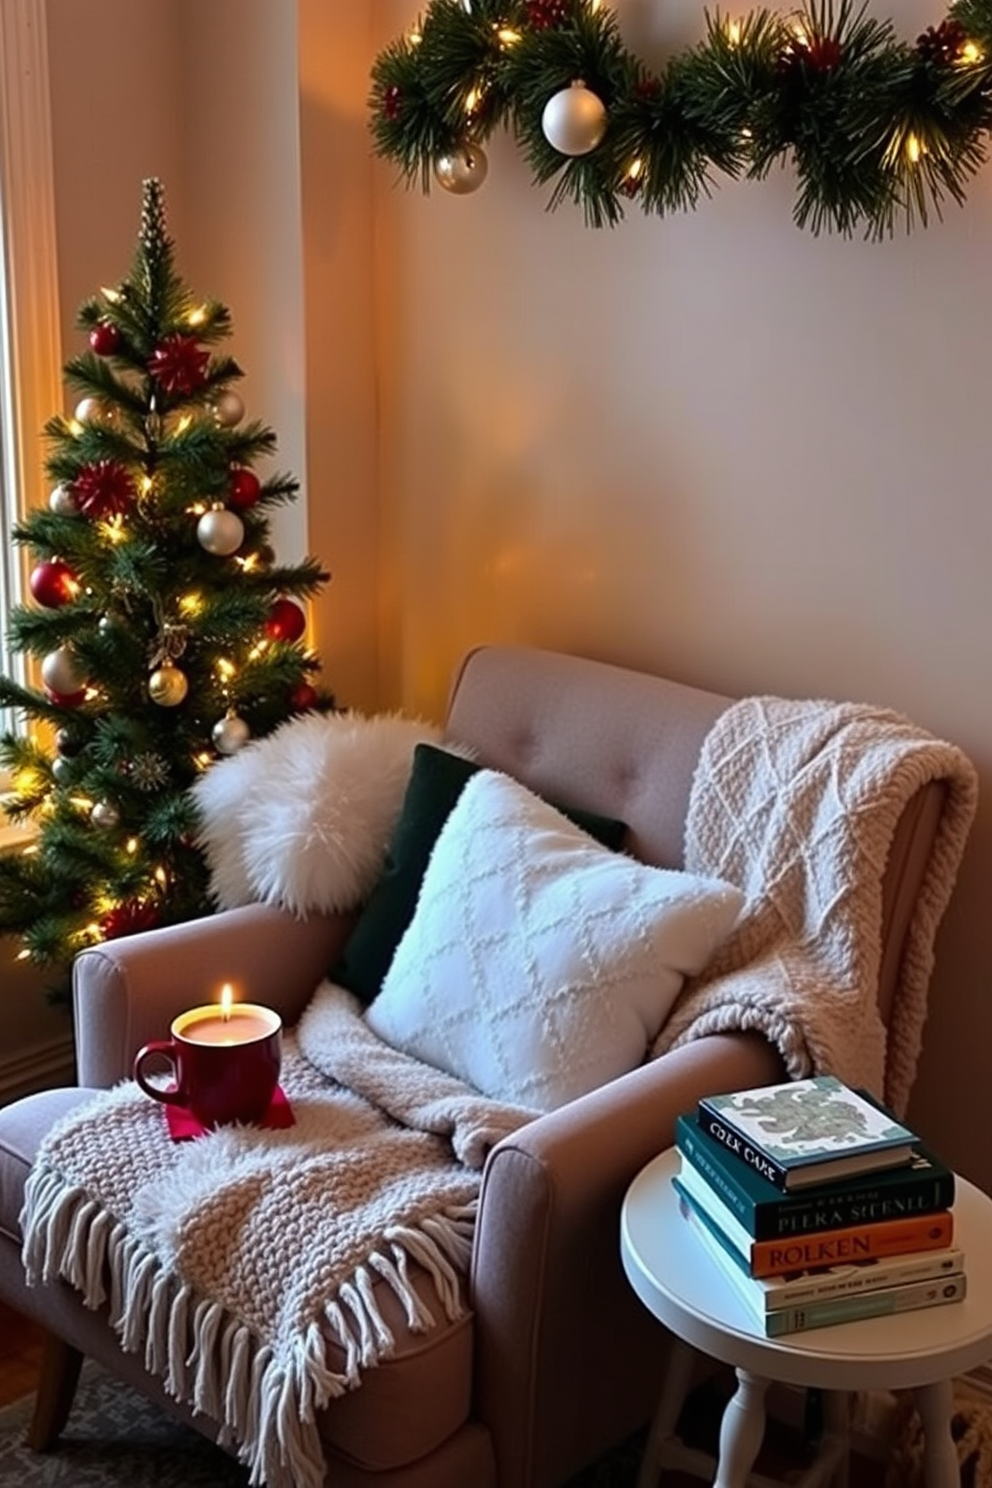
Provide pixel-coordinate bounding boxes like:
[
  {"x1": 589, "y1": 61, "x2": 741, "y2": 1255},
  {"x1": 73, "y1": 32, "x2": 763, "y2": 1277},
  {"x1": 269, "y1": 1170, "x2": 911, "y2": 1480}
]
[
  {"x1": 72, "y1": 903, "x2": 354, "y2": 1087},
  {"x1": 471, "y1": 1030, "x2": 785, "y2": 1488}
]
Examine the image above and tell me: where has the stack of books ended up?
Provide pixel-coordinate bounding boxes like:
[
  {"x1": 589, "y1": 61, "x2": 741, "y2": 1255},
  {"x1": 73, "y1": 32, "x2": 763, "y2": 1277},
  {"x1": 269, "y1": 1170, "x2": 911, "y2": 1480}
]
[{"x1": 674, "y1": 1074, "x2": 965, "y2": 1337}]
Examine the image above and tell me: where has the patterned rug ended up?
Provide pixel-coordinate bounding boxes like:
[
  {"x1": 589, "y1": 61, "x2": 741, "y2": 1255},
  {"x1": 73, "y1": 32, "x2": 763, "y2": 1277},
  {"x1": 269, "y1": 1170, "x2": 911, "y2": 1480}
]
[{"x1": 0, "y1": 1361, "x2": 646, "y2": 1487}]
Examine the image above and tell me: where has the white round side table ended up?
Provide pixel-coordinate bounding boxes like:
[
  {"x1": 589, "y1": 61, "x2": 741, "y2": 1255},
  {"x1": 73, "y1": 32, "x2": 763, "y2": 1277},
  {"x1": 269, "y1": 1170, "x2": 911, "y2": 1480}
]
[{"x1": 621, "y1": 1147, "x2": 992, "y2": 1488}]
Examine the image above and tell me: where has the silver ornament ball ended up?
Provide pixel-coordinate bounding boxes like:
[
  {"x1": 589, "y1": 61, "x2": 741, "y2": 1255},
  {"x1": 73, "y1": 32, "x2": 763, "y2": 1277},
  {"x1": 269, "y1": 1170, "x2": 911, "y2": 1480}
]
[
  {"x1": 212, "y1": 714, "x2": 251, "y2": 755},
  {"x1": 434, "y1": 141, "x2": 489, "y2": 195},
  {"x1": 41, "y1": 646, "x2": 88, "y2": 696},
  {"x1": 91, "y1": 799, "x2": 120, "y2": 831},
  {"x1": 541, "y1": 82, "x2": 608, "y2": 157},
  {"x1": 213, "y1": 389, "x2": 245, "y2": 426},
  {"x1": 197, "y1": 507, "x2": 245, "y2": 556},
  {"x1": 51, "y1": 756, "x2": 73, "y2": 784},
  {"x1": 49, "y1": 483, "x2": 79, "y2": 516}
]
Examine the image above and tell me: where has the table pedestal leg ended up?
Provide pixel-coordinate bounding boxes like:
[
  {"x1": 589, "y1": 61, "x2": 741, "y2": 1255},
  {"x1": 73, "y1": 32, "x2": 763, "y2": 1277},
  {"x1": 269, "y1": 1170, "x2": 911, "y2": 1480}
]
[
  {"x1": 914, "y1": 1379, "x2": 959, "y2": 1488},
  {"x1": 634, "y1": 1337, "x2": 697, "y2": 1488},
  {"x1": 821, "y1": 1390, "x2": 851, "y2": 1488},
  {"x1": 714, "y1": 1369, "x2": 769, "y2": 1488}
]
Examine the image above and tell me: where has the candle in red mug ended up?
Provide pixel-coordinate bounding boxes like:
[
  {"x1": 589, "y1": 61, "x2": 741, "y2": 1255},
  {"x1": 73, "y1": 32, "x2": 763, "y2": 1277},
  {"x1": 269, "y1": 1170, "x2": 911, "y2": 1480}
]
[{"x1": 133, "y1": 985, "x2": 282, "y2": 1128}]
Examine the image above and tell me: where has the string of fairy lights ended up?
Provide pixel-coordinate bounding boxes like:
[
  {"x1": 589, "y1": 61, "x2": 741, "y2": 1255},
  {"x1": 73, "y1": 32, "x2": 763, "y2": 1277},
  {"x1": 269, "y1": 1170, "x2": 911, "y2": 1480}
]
[{"x1": 369, "y1": 0, "x2": 992, "y2": 237}]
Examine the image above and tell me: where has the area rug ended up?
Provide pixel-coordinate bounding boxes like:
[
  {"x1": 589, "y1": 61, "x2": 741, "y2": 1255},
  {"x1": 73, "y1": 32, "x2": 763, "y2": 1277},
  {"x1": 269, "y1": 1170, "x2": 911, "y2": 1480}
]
[{"x1": 0, "y1": 1360, "x2": 646, "y2": 1487}]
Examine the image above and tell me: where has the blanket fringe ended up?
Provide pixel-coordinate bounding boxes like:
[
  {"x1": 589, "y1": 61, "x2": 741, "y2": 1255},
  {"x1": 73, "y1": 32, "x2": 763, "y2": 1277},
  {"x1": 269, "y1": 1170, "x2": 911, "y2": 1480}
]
[{"x1": 21, "y1": 1158, "x2": 478, "y2": 1488}]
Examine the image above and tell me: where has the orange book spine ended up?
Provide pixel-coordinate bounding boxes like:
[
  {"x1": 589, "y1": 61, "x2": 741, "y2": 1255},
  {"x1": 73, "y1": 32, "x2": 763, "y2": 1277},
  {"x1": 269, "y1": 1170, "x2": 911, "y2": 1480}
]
[{"x1": 748, "y1": 1211, "x2": 954, "y2": 1278}]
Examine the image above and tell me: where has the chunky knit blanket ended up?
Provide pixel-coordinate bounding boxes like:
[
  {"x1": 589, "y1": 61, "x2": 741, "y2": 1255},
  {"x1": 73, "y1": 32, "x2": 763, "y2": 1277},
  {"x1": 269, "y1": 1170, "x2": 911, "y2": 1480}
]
[
  {"x1": 651, "y1": 695, "x2": 979, "y2": 1116},
  {"x1": 21, "y1": 985, "x2": 535, "y2": 1488}
]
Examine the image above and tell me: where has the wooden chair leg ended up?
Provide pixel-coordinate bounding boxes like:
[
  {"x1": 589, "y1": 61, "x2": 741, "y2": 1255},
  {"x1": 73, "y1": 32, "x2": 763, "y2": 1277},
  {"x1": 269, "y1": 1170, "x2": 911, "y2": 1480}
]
[{"x1": 25, "y1": 1330, "x2": 84, "y2": 1451}]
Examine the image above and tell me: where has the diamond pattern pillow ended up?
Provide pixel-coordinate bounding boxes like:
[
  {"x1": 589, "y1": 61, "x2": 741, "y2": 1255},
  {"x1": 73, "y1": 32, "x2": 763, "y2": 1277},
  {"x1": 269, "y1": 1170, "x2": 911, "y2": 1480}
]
[{"x1": 364, "y1": 769, "x2": 744, "y2": 1112}]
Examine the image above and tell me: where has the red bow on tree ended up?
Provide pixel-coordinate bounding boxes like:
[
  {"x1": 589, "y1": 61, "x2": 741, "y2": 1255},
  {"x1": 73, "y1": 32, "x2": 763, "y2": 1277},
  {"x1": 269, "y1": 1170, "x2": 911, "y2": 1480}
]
[
  {"x1": 148, "y1": 333, "x2": 210, "y2": 396},
  {"x1": 72, "y1": 460, "x2": 137, "y2": 518}
]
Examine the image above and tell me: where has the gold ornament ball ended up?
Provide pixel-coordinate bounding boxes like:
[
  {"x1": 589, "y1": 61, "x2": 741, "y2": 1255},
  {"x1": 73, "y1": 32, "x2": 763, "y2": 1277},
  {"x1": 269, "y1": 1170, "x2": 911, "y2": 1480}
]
[
  {"x1": 148, "y1": 661, "x2": 189, "y2": 707},
  {"x1": 213, "y1": 389, "x2": 245, "y2": 426},
  {"x1": 212, "y1": 713, "x2": 251, "y2": 755},
  {"x1": 541, "y1": 82, "x2": 608, "y2": 157},
  {"x1": 197, "y1": 507, "x2": 245, "y2": 556},
  {"x1": 434, "y1": 141, "x2": 489, "y2": 195}
]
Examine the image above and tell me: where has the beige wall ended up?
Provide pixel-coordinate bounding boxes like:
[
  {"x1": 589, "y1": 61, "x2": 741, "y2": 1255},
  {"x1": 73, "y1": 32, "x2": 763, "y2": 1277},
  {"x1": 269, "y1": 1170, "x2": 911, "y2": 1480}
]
[
  {"x1": 14, "y1": 2, "x2": 992, "y2": 1190},
  {"x1": 369, "y1": 0, "x2": 992, "y2": 1188}
]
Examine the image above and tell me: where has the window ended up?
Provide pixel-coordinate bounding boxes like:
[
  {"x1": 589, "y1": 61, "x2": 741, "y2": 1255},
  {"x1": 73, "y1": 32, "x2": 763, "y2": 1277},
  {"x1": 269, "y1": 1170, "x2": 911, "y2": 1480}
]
[{"x1": 0, "y1": 0, "x2": 62, "y2": 744}]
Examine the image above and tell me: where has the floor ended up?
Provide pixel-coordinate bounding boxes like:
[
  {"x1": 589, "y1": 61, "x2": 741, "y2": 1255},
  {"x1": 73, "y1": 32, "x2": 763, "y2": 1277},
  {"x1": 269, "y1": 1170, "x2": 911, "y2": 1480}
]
[{"x1": 0, "y1": 1298, "x2": 890, "y2": 1482}]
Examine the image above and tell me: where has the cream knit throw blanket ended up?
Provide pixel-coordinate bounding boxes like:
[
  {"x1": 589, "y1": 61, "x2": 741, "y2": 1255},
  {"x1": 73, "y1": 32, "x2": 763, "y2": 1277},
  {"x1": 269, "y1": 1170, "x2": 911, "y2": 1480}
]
[
  {"x1": 21, "y1": 985, "x2": 535, "y2": 1488},
  {"x1": 651, "y1": 695, "x2": 978, "y2": 1116}
]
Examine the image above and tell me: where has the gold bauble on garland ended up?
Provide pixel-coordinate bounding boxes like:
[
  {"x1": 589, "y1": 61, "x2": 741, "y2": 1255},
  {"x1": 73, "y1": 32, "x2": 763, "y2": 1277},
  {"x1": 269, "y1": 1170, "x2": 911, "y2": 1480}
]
[
  {"x1": 369, "y1": 0, "x2": 992, "y2": 238},
  {"x1": 148, "y1": 660, "x2": 189, "y2": 707}
]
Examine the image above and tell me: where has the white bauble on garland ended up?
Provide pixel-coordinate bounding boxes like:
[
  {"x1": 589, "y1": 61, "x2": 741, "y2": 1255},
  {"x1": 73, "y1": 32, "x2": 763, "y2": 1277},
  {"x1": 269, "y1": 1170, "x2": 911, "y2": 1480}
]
[
  {"x1": 541, "y1": 81, "x2": 607, "y2": 156},
  {"x1": 197, "y1": 507, "x2": 244, "y2": 556},
  {"x1": 49, "y1": 483, "x2": 79, "y2": 516},
  {"x1": 434, "y1": 141, "x2": 489, "y2": 194}
]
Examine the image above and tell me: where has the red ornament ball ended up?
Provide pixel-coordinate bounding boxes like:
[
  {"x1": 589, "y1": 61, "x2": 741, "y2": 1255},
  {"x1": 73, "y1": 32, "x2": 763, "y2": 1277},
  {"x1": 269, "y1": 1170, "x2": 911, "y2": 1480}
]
[
  {"x1": 30, "y1": 559, "x2": 78, "y2": 608},
  {"x1": 228, "y1": 467, "x2": 262, "y2": 510},
  {"x1": 290, "y1": 682, "x2": 318, "y2": 712},
  {"x1": 265, "y1": 598, "x2": 307, "y2": 643},
  {"x1": 148, "y1": 333, "x2": 210, "y2": 396},
  {"x1": 383, "y1": 84, "x2": 402, "y2": 121},
  {"x1": 101, "y1": 900, "x2": 160, "y2": 940},
  {"x1": 44, "y1": 686, "x2": 87, "y2": 710},
  {"x1": 89, "y1": 322, "x2": 122, "y2": 356}
]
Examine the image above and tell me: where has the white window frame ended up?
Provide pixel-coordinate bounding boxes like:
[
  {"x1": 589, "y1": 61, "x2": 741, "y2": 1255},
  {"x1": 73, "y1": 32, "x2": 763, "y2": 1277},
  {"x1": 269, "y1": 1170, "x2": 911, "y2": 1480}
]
[{"x1": 0, "y1": 0, "x2": 62, "y2": 763}]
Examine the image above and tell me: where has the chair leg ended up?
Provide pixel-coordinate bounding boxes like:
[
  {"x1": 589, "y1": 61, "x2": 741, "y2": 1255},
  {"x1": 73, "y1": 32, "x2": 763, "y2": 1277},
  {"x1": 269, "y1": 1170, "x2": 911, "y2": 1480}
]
[{"x1": 25, "y1": 1330, "x2": 84, "y2": 1451}]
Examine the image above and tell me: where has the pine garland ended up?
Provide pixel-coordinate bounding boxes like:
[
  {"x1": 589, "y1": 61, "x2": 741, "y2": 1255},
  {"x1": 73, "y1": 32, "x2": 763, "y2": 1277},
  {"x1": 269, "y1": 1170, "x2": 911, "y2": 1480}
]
[{"x1": 369, "y1": 0, "x2": 992, "y2": 235}]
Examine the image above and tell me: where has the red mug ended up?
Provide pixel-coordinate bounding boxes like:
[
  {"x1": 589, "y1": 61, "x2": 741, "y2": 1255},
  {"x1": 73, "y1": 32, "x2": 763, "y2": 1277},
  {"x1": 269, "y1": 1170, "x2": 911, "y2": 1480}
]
[{"x1": 132, "y1": 1002, "x2": 282, "y2": 1128}]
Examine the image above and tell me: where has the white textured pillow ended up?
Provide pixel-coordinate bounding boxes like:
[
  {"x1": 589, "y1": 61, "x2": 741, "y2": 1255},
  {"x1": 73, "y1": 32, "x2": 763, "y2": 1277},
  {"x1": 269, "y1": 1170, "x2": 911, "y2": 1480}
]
[
  {"x1": 190, "y1": 711, "x2": 445, "y2": 916},
  {"x1": 365, "y1": 770, "x2": 744, "y2": 1112}
]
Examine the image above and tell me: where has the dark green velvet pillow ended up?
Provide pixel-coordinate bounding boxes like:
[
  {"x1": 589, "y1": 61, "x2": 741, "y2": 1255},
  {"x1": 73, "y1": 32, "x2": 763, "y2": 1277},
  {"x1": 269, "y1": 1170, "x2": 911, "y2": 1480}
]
[{"x1": 331, "y1": 742, "x2": 628, "y2": 1005}]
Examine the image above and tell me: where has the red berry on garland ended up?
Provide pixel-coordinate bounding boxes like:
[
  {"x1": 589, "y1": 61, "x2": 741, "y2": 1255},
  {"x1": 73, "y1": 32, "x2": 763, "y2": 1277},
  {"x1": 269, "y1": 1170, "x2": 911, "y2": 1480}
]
[
  {"x1": 89, "y1": 322, "x2": 122, "y2": 356},
  {"x1": 290, "y1": 682, "x2": 318, "y2": 712},
  {"x1": 101, "y1": 900, "x2": 160, "y2": 940},
  {"x1": 228, "y1": 466, "x2": 262, "y2": 510},
  {"x1": 29, "y1": 558, "x2": 79, "y2": 607},
  {"x1": 526, "y1": 0, "x2": 572, "y2": 29},
  {"x1": 805, "y1": 35, "x2": 841, "y2": 71},
  {"x1": 72, "y1": 459, "x2": 137, "y2": 518},
  {"x1": 148, "y1": 333, "x2": 210, "y2": 396},
  {"x1": 383, "y1": 84, "x2": 402, "y2": 121},
  {"x1": 265, "y1": 597, "x2": 307, "y2": 643}
]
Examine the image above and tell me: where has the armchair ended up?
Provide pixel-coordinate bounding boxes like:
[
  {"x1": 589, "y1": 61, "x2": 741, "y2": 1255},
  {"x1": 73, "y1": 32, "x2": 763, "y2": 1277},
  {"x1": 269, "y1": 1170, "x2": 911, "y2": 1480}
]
[{"x1": 0, "y1": 643, "x2": 977, "y2": 1488}]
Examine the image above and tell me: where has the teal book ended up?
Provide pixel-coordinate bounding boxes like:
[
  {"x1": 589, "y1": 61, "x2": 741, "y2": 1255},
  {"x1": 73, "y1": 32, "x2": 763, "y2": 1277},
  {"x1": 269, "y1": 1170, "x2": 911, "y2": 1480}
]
[
  {"x1": 697, "y1": 1076, "x2": 917, "y2": 1191},
  {"x1": 675, "y1": 1111, "x2": 955, "y2": 1240}
]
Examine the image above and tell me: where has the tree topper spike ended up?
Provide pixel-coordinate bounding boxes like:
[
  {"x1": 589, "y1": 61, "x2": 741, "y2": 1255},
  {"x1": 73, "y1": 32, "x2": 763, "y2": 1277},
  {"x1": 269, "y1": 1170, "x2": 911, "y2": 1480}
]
[{"x1": 139, "y1": 177, "x2": 169, "y2": 261}]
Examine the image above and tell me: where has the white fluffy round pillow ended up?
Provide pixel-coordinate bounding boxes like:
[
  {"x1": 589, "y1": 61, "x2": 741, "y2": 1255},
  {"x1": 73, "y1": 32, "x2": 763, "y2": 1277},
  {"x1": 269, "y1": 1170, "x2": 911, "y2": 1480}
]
[{"x1": 191, "y1": 711, "x2": 444, "y2": 917}]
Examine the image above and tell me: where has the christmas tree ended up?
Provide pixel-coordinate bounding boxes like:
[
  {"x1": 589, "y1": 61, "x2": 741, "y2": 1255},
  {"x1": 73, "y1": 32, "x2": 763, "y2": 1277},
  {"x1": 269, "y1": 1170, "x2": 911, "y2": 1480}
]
[{"x1": 0, "y1": 178, "x2": 330, "y2": 998}]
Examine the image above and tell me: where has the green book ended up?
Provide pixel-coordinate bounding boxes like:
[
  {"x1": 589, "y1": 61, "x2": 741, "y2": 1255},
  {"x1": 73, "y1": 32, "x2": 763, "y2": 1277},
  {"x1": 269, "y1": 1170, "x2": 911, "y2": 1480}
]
[{"x1": 675, "y1": 1111, "x2": 955, "y2": 1241}]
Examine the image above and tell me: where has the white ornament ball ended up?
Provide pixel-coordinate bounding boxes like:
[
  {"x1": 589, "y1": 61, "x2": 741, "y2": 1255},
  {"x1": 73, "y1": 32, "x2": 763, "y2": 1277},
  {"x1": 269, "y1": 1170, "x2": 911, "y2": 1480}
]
[
  {"x1": 91, "y1": 799, "x2": 120, "y2": 831},
  {"x1": 41, "y1": 646, "x2": 88, "y2": 695},
  {"x1": 541, "y1": 81, "x2": 608, "y2": 157},
  {"x1": 49, "y1": 483, "x2": 79, "y2": 516},
  {"x1": 213, "y1": 389, "x2": 245, "y2": 426},
  {"x1": 74, "y1": 396, "x2": 109, "y2": 425},
  {"x1": 148, "y1": 661, "x2": 189, "y2": 707},
  {"x1": 434, "y1": 141, "x2": 489, "y2": 195},
  {"x1": 212, "y1": 713, "x2": 250, "y2": 755},
  {"x1": 197, "y1": 507, "x2": 244, "y2": 556}
]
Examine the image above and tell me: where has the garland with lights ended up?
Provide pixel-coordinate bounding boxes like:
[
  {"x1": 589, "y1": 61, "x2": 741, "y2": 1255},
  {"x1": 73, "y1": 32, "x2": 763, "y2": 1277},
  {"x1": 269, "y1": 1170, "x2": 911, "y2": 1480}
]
[
  {"x1": 0, "y1": 179, "x2": 332, "y2": 998},
  {"x1": 370, "y1": 0, "x2": 992, "y2": 236}
]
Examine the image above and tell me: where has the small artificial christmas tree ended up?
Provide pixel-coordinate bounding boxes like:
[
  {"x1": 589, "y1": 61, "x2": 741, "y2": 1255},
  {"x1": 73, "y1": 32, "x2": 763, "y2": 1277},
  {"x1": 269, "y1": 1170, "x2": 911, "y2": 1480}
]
[{"x1": 0, "y1": 178, "x2": 331, "y2": 998}]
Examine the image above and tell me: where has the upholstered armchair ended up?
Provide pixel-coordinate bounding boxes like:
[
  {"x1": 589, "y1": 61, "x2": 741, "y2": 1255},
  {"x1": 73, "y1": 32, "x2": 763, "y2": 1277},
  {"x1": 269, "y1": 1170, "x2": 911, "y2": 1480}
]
[{"x1": 0, "y1": 644, "x2": 977, "y2": 1488}]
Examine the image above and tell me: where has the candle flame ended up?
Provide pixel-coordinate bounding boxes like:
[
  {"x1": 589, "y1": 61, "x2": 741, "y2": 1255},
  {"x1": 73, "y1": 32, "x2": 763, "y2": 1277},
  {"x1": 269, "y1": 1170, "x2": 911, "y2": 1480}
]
[{"x1": 220, "y1": 983, "x2": 234, "y2": 1020}]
